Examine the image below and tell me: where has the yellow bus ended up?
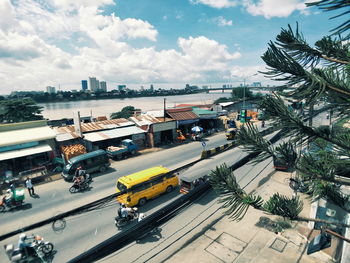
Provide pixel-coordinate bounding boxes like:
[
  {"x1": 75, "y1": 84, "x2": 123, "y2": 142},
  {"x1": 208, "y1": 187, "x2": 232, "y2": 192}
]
[{"x1": 116, "y1": 166, "x2": 179, "y2": 207}]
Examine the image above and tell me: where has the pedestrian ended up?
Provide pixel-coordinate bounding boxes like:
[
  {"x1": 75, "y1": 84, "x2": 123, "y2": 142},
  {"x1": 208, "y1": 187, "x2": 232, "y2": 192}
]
[
  {"x1": 261, "y1": 120, "x2": 265, "y2": 128},
  {"x1": 25, "y1": 177, "x2": 35, "y2": 196}
]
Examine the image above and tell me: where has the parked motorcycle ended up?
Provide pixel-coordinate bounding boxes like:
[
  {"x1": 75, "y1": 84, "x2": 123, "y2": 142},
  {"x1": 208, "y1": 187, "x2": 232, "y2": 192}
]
[
  {"x1": 114, "y1": 207, "x2": 146, "y2": 227},
  {"x1": 69, "y1": 175, "x2": 92, "y2": 193},
  {"x1": 4, "y1": 234, "x2": 54, "y2": 262}
]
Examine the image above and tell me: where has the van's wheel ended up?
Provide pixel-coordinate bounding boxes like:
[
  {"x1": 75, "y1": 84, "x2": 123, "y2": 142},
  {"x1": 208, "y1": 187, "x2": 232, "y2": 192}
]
[
  {"x1": 99, "y1": 166, "x2": 106, "y2": 173},
  {"x1": 138, "y1": 198, "x2": 147, "y2": 206},
  {"x1": 166, "y1": 185, "x2": 173, "y2": 193}
]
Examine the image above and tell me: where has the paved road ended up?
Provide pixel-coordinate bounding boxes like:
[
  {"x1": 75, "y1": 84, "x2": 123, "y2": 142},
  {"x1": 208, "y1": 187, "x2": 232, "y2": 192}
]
[
  {"x1": 0, "y1": 133, "x2": 229, "y2": 235},
  {"x1": 0, "y1": 135, "x2": 274, "y2": 263}
]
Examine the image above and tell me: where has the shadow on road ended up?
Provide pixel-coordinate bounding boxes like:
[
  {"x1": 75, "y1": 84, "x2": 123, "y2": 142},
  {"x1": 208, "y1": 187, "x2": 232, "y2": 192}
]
[{"x1": 136, "y1": 227, "x2": 162, "y2": 244}]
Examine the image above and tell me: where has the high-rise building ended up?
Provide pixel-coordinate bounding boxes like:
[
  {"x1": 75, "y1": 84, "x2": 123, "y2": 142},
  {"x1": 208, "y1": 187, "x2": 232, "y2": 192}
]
[
  {"x1": 100, "y1": 81, "x2": 107, "y2": 91},
  {"x1": 46, "y1": 86, "x2": 56, "y2": 94},
  {"x1": 88, "y1": 77, "x2": 99, "y2": 92},
  {"x1": 81, "y1": 80, "x2": 88, "y2": 91}
]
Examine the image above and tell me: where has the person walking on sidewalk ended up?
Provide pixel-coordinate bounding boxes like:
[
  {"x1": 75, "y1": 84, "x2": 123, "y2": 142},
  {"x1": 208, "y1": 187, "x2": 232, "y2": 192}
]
[{"x1": 25, "y1": 177, "x2": 35, "y2": 196}]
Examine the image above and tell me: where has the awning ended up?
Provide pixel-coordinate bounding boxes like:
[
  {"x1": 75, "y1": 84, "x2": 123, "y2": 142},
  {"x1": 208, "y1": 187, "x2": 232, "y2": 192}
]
[
  {"x1": 0, "y1": 143, "x2": 53, "y2": 161},
  {"x1": 83, "y1": 126, "x2": 145, "y2": 143},
  {"x1": 0, "y1": 126, "x2": 56, "y2": 147}
]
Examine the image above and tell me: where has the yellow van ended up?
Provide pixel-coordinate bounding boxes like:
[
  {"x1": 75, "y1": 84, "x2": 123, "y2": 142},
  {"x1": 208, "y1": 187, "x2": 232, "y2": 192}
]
[{"x1": 116, "y1": 166, "x2": 179, "y2": 207}]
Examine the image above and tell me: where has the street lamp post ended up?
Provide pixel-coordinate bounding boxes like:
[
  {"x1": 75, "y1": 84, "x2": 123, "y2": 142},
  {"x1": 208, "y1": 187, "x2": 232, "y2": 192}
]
[{"x1": 231, "y1": 73, "x2": 258, "y2": 123}]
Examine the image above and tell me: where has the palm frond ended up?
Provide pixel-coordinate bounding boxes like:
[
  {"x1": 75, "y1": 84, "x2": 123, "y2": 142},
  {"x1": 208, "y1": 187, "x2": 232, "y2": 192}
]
[
  {"x1": 263, "y1": 193, "x2": 303, "y2": 220},
  {"x1": 209, "y1": 164, "x2": 264, "y2": 221}
]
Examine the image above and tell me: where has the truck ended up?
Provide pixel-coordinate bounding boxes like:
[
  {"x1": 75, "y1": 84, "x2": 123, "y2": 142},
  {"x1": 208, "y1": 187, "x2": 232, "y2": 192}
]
[{"x1": 106, "y1": 139, "x2": 138, "y2": 160}]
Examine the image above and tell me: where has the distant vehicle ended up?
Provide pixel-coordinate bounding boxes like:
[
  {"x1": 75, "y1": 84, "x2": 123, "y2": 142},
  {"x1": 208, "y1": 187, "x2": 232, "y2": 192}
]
[
  {"x1": 226, "y1": 128, "x2": 237, "y2": 140},
  {"x1": 106, "y1": 139, "x2": 138, "y2": 160},
  {"x1": 227, "y1": 119, "x2": 237, "y2": 129},
  {"x1": 116, "y1": 166, "x2": 179, "y2": 207},
  {"x1": 61, "y1": 150, "x2": 110, "y2": 181},
  {"x1": 179, "y1": 173, "x2": 207, "y2": 194},
  {"x1": 273, "y1": 155, "x2": 289, "y2": 171}
]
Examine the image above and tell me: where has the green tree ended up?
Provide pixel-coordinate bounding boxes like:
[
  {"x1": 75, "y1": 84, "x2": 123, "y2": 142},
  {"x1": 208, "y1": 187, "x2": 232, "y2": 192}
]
[
  {"x1": 231, "y1": 87, "x2": 254, "y2": 100},
  {"x1": 209, "y1": 0, "x2": 350, "y2": 225},
  {"x1": 0, "y1": 98, "x2": 44, "y2": 123},
  {"x1": 110, "y1": 106, "x2": 140, "y2": 119},
  {"x1": 214, "y1": 97, "x2": 232, "y2": 104}
]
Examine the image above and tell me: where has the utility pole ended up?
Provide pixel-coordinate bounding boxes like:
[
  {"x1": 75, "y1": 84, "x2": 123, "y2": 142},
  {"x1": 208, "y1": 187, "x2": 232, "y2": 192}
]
[{"x1": 163, "y1": 98, "x2": 166, "y2": 122}]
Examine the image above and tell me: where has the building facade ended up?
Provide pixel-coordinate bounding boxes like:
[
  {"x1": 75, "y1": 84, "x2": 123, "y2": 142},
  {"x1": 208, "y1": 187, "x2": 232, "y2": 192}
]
[
  {"x1": 81, "y1": 80, "x2": 88, "y2": 91},
  {"x1": 46, "y1": 86, "x2": 56, "y2": 94},
  {"x1": 88, "y1": 77, "x2": 99, "y2": 92},
  {"x1": 100, "y1": 81, "x2": 107, "y2": 92}
]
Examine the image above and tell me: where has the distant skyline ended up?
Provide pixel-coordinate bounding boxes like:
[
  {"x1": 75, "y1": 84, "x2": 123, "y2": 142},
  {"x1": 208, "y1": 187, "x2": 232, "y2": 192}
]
[{"x1": 0, "y1": 0, "x2": 341, "y2": 95}]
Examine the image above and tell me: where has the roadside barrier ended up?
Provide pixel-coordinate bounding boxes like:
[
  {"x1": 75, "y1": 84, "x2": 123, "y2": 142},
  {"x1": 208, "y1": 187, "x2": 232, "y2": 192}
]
[{"x1": 201, "y1": 141, "x2": 235, "y2": 159}]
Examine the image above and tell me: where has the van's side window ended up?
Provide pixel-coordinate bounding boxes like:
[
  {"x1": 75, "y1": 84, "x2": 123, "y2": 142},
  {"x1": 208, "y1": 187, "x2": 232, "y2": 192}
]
[
  {"x1": 92, "y1": 155, "x2": 103, "y2": 163},
  {"x1": 166, "y1": 173, "x2": 175, "y2": 179},
  {"x1": 86, "y1": 158, "x2": 92, "y2": 166},
  {"x1": 151, "y1": 177, "x2": 163, "y2": 186},
  {"x1": 132, "y1": 182, "x2": 151, "y2": 193}
]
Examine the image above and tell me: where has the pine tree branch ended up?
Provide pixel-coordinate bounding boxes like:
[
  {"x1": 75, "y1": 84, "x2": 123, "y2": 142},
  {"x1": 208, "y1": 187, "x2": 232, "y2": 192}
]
[{"x1": 297, "y1": 216, "x2": 350, "y2": 228}]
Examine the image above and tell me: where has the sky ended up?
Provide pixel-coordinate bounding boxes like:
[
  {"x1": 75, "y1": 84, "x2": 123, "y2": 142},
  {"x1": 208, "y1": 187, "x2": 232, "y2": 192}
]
[{"x1": 0, "y1": 0, "x2": 342, "y2": 95}]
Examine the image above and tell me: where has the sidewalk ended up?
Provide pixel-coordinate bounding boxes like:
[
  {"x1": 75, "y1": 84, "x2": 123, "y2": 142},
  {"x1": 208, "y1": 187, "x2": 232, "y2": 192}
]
[{"x1": 163, "y1": 171, "x2": 336, "y2": 263}]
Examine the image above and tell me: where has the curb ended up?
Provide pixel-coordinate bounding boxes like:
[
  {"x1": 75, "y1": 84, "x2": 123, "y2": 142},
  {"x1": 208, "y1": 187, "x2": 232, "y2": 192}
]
[{"x1": 201, "y1": 141, "x2": 235, "y2": 159}]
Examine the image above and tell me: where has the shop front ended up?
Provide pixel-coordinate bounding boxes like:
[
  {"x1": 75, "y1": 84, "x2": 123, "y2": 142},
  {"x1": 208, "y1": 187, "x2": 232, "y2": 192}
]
[{"x1": 0, "y1": 122, "x2": 56, "y2": 187}]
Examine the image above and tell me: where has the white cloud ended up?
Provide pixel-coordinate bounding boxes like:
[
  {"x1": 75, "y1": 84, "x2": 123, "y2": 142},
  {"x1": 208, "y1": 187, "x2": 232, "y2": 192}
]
[
  {"x1": 51, "y1": 0, "x2": 114, "y2": 11},
  {"x1": 79, "y1": 7, "x2": 158, "y2": 44},
  {"x1": 0, "y1": 0, "x2": 243, "y2": 93},
  {"x1": 191, "y1": 0, "x2": 308, "y2": 18},
  {"x1": 0, "y1": 0, "x2": 16, "y2": 31},
  {"x1": 244, "y1": 0, "x2": 308, "y2": 19},
  {"x1": 0, "y1": 31, "x2": 46, "y2": 61},
  {"x1": 215, "y1": 16, "x2": 233, "y2": 26},
  {"x1": 190, "y1": 0, "x2": 238, "y2": 9}
]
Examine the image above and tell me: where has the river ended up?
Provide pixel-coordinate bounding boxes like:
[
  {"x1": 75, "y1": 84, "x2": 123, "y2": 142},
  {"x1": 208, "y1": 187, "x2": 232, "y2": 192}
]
[{"x1": 39, "y1": 92, "x2": 231, "y2": 120}]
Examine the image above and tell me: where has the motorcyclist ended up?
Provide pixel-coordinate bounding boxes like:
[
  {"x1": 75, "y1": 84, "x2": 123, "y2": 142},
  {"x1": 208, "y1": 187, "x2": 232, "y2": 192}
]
[
  {"x1": 4, "y1": 189, "x2": 13, "y2": 206},
  {"x1": 75, "y1": 166, "x2": 88, "y2": 183},
  {"x1": 119, "y1": 204, "x2": 129, "y2": 219},
  {"x1": 17, "y1": 233, "x2": 36, "y2": 257}
]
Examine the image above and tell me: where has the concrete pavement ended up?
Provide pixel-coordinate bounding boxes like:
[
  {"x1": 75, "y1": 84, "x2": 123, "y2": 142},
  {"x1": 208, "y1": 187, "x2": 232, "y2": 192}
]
[{"x1": 161, "y1": 171, "x2": 336, "y2": 263}]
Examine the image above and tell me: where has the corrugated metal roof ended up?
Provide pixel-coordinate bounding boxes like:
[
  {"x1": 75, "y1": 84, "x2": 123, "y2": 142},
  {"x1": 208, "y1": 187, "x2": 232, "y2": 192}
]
[
  {"x1": 146, "y1": 110, "x2": 164, "y2": 118},
  {"x1": 175, "y1": 104, "x2": 213, "y2": 109},
  {"x1": 129, "y1": 114, "x2": 159, "y2": 126},
  {"x1": 83, "y1": 126, "x2": 146, "y2": 142},
  {"x1": 0, "y1": 126, "x2": 56, "y2": 147},
  {"x1": 55, "y1": 133, "x2": 79, "y2": 142},
  {"x1": 55, "y1": 118, "x2": 134, "y2": 134},
  {"x1": 166, "y1": 107, "x2": 198, "y2": 121},
  {"x1": 192, "y1": 107, "x2": 217, "y2": 116}
]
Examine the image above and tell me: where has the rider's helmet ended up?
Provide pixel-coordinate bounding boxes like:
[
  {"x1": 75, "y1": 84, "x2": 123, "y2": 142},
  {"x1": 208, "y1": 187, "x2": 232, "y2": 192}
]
[{"x1": 19, "y1": 233, "x2": 27, "y2": 240}]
